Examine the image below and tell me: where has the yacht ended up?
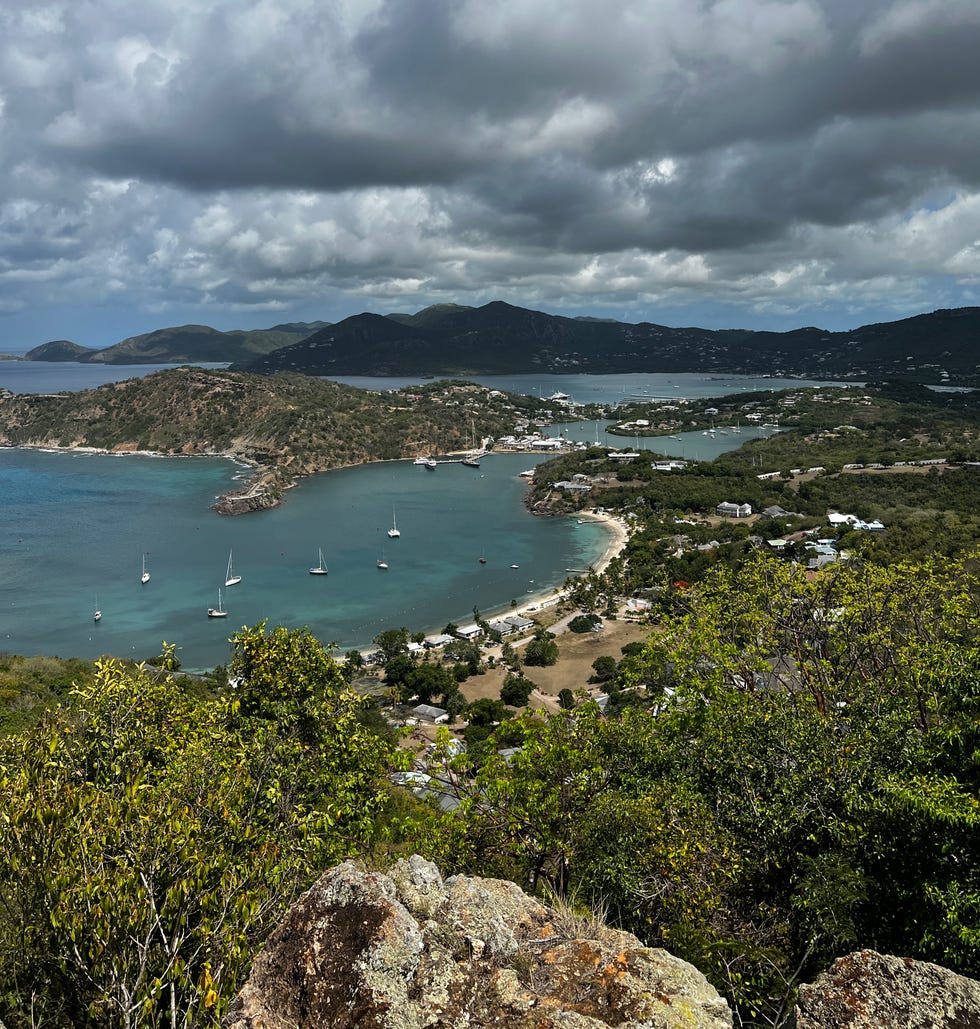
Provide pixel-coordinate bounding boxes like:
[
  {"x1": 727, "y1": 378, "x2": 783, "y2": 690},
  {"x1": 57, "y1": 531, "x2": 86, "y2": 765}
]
[
  {"x1": 208, "y1": 588, "x2": 228, "y2": 618},
  {"x1": 309, "y1": 547, "x2": 328, "y2": 575}
]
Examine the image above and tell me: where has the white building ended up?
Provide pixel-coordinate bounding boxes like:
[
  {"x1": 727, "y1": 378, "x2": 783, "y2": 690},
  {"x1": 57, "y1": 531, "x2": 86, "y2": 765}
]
[{"x1": 716, "y1": 501, "x2": 752, "y2": 518}]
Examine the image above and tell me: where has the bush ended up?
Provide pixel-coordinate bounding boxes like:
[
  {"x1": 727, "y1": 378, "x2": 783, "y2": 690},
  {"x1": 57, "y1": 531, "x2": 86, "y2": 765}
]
[
  {"x1": 500, "y1": 673, "x2": 535, "y2": 707},
  {"x1": 569, "y1": 614, "x2": 601, "y2": 633},
  {"x1": 524, "y1": 632, "x2": 559, "y2": 667}
]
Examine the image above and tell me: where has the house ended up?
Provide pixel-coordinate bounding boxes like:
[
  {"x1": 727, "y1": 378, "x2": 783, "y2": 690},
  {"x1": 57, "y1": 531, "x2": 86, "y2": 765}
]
[
  {"x1": 716, "y1": 501, "x2": 752, "y2": 518},
  {"x1": 759, "y1": 505, "x2": 799, "y2": 520},
  {"x1": 411, "y1": 704, "x2": 449, "y2": 724},
  {"x1": 487, "y1": 618, "x2": 517, "y2": 637},
  {"x1": 504, "y1": 614, "x2": 535, "y2": 633},
  {"x1": 552, "y1": 480, "x2": 593, "y2": 492},
  {"x1": 454, "y1": 623, "x2": 483, "y2": 641},
  {"x1": 423, "y1": 633, "x2": 455, "y2": 649}
]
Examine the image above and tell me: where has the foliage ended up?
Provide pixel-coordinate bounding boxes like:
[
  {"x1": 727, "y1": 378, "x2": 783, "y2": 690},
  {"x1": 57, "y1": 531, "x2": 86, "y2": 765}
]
[
  {"x1": 568, "y1": 614, "x2": 601, "y2": 633},
  {"x1": 426, "y1": 553, "x2": 980, "y2": 1026},
  {"x1": 499, "y1": 673, "x2": 535, "y2": 708},
  {"x1": 0, "y1": 624, "x2": 400, "y2": 1028},
  {"x1": 523, "y1": 631, "x2": 559, "y2": 667},
  {"x1": 372, "y1": 627, "x2": 410, "y2": 663},
  {"x1": 590, "y1": 655, "x2": 618, "y2": 683}
]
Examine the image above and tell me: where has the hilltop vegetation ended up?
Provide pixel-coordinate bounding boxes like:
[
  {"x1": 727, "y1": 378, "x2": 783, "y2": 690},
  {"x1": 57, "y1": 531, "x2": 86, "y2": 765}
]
[
  {"x1": 0, "y1": 367, "x2": 555, "y2": 511},
  {"x1": 1, "y1": 556, "x2": 979, "y2": 1027}
]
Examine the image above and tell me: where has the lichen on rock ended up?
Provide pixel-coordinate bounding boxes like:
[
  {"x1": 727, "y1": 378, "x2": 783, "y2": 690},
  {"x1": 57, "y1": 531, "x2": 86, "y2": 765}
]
[
  {"x1": 223, "y1": 856, "x2": 732, "y2": 1029},
  {"x1": 793, "y1": 949, "x2": 980, "y2": 1029}
]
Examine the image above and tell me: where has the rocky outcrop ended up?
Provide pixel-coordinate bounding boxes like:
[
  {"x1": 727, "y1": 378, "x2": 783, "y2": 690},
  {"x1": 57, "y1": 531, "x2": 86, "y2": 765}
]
[
  {"x1": 223, "y1": 856, "x2": 732, "y2": 1029},
  {"x1": 793, "y1": 949, "x2": 980, "y2": 1028}
]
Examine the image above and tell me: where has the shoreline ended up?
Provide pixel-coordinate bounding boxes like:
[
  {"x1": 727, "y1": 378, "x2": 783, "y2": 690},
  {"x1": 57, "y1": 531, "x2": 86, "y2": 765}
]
[
  {"x1": 3, "y1": 443, "x2": 630, "y2": 669},
  {"x1": 354, "y1": 507, "x2": 631, "y2": 661}
]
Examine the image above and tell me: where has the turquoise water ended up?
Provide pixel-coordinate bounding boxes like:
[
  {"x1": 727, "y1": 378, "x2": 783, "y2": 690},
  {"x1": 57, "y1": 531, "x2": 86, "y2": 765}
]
[
  {"x1": 0, "y1": 449, "x2": 608, "y2": 670},
  {"x1": 0, "y1": 367, "x2": 802, "y2": 670}
]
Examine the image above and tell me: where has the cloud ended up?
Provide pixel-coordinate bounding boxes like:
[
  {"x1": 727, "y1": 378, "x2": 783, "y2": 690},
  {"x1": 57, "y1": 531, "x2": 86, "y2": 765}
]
[{"x1": 2, "y1": 0, "x2": 980, "y2": 344}]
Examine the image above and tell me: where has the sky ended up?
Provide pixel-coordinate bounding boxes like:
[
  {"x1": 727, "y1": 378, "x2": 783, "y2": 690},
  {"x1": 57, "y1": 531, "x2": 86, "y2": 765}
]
[{"x1": 2, "y1": 0, "x2": 980, "y2": 350}]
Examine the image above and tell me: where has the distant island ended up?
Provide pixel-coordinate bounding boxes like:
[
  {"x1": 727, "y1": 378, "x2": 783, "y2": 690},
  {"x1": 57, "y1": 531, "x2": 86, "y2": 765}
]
[
  {"x1": 0, "y1": 367, "x2": 556, "y2": 514},
  {"x1": 21, "y1": 321, "x2": 331, "y2": 366},
  {"x1": 11, "y1": 302, "x2": 980, "y2": 385}
]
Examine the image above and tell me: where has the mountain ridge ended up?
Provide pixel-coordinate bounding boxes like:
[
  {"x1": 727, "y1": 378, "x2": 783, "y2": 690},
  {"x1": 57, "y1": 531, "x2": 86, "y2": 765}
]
[
  {"x1": 235, "y1": 302, "x2": 980, "y2": 384},
  {"x1": 15, "y1": 304, "x2": 980, "y2": 384}
]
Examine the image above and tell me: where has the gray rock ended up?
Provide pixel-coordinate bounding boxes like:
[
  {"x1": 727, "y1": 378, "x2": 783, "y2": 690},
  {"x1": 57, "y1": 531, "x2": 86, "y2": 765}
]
[
  {"x1": 793, "y1": 949, "x2": 980, "y2": 1029},
  {"x1": 224, "y1": 857, "x2": 732, "y2": 1029}
]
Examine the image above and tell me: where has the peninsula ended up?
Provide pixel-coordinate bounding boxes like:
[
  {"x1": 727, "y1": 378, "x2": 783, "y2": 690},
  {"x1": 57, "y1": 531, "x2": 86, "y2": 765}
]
[{"x1": 0, "y1": 367, "x2": 559, "y2": 514}]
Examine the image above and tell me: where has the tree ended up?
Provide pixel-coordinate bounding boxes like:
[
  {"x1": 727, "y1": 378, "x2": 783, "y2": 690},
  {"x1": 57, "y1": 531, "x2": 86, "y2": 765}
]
[
  {"x1": 558, "y1": 688, "x2": 575, "y2": 710},
  {"x1": 372, "y1": 627, "x2": 410, "y2": 663},
  {"x1": 500, "y1": 673, "x2": 534, "y2": 707},
  {"x1": 590, "y1": 655, "x2": 618, "y2": 682},
  {"x1": 0, "y1": 624, "x2": 401, "y2": 1028},
  {"x1": 523, "y1": 631, "x2": 559, "y2": 667},
  {"x1": 568, "y1": 614, "x2": 600, "y2": 633}
]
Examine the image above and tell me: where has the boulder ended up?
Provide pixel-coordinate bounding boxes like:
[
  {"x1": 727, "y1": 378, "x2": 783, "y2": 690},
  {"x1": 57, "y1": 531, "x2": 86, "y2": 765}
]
[
  {"x1": 793, "y1": 949, "x2": 980, "y2": 1028},
  {"x1": 223, "y1": 854, "x2": 732, "y2": 1029}
]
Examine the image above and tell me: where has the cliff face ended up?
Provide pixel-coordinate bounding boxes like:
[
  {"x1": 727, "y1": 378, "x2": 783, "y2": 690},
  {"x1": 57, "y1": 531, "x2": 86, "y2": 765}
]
[{"x1": 223, "y1": 855, "x2": 732, "y2": 1029}]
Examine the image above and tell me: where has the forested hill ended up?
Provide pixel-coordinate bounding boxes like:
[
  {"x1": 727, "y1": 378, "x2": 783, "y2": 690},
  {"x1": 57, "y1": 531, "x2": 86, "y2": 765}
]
[
  {"x1": 25, "y1": 321, "x2": 330, "y2": 365},
  {"x1": 0, "y1": 367, "x2": 549, "y2": 510},
  {"x1": 235, "y1": 302, "x2": 980, "y2": 383}
]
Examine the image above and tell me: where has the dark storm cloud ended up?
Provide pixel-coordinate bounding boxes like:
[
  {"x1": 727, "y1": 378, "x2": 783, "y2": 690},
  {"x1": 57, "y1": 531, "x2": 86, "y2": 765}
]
[{"x1": 3, "y1": 0, "x2": 980, "y2": 340}]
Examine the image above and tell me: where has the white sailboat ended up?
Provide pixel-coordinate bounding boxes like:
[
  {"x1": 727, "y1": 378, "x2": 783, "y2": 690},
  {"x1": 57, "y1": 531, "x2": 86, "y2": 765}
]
[
  {"x1": 387, "y1": 510, "x2": 400, "y2": 538},
  {"x1": 224, "y1": 549, "x2": 242, "y2": 586},
  {"x1": 309, "y1": 547, "x2": 328, "y2": 575},
  {"x1": 208, "y1": 588, "x2": 228, "y2": 618},
  {"x1": 377, "y1": 549, "x2": 389, "y2": 570},
  {"x1": 93, "y1": 598, "x2": 102, "y2": 622},
  {"x1": 141, "y1": 554, "x2": 150, "y2": 585}
]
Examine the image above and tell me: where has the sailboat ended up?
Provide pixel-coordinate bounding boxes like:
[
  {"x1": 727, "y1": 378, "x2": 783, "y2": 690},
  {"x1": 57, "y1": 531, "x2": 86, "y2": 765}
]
[
  {"x1": 377, "y1": 550, "x2": 389, "y2": 570},
  {"x1": 224, "y1": 549, "x2": 242, "y2": 587},
  {"x1": 387, "y1": 510, "x2": 400, "y2": 538},
  {"x1": 141, "y1": 554, "x2": 150, "y2": 585},
  {"x1": 208, "y1": 588, "x2": 228, "y2": 618},
  {"x1": 309, "y1": 547, "x2": 328, "y2": 575},
  {"x1": 93, "y1": 598, "x2": 102, "y2": 623}
]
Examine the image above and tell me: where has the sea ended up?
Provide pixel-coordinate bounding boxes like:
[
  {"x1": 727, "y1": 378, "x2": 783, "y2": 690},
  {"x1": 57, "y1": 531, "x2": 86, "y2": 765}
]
[{"x1": 0, "y1": 363, "x2": 843, "y2": 670}]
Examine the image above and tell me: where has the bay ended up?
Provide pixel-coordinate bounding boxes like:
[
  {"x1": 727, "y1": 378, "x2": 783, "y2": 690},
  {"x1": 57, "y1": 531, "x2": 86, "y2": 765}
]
[
  {"x1": 0, "y1": 365, "x2": 812, "y2": 670},
  {"x1": 0, "y1": 449, "x2": 608, "y2": 671}
]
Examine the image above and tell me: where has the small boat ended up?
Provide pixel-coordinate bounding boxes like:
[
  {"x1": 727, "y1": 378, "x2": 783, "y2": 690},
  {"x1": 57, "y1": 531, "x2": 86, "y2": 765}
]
[
  {"x1": 93, "y1": 600, "x2": 102, "y2": 623},
  {"x1": 511, "y1": 563, "x2": 520, "y2": 569},
  {"x1": 208, "y1": 588, "x2": 228, "y2": 618},
  {"x1": 387, "y1": 510, "x2": 400, "y2": 538},
  {"x1": 424, "y1": 457, "x2": 437, "y2": 470},
  {"x1": 461, "y1": 454, "x2": 481, "y2": 468},
  {"x1": 479, "y1": 557, "x2": 487, "y2": 564},
  {"x1": 377, "y1": 557, "x2": 389, "y2": 570},
  {"x1": 224, "y1": 549, "x2": 242, "y2": 587},
  {"x1": 141, "y1": 554, "x2": 150, "y2": 585},
  {"x1": 309, "y1": 547, "x2": 328, "y2": 575}
]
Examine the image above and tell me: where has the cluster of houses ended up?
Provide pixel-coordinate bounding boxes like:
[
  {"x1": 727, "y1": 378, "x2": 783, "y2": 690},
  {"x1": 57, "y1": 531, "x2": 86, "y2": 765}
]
[{"x1": 495, "y1": 431, "x2": 576, "y2": 452}]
